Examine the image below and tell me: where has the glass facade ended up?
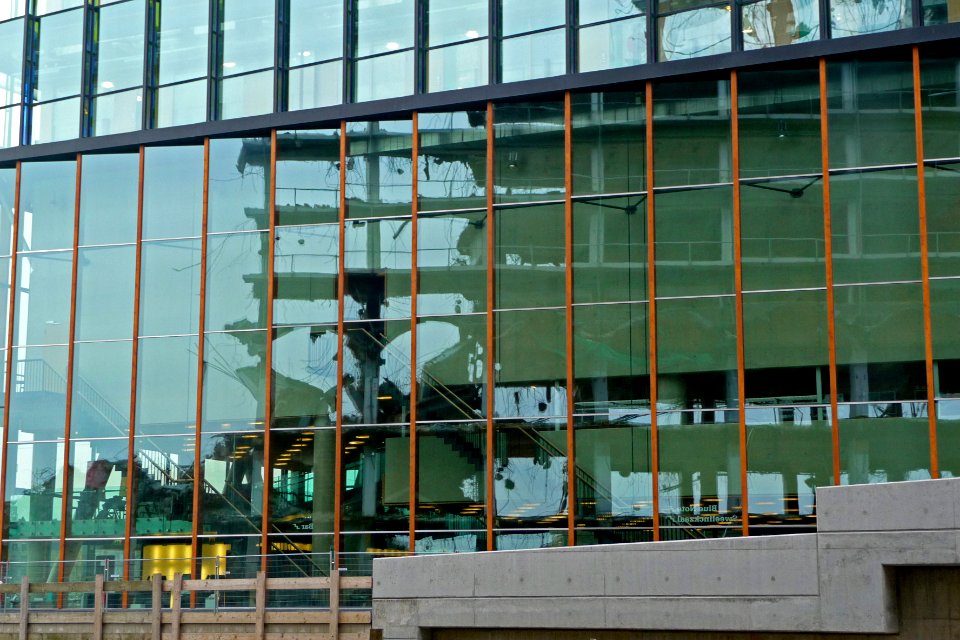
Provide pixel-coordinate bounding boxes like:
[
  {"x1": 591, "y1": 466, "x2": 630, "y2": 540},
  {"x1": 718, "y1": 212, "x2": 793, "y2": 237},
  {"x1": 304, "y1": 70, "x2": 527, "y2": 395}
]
[{"x1": 0, "y1": 0, "x2": 952, "y2": 582}]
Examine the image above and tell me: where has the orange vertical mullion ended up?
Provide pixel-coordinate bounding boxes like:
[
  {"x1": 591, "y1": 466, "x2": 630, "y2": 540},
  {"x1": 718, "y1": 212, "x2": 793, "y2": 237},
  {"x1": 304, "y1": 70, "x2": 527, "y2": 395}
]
[
  {"x1": 912, "y1": 46, "x2": 939, "y2": 478},
  {"x1": 123, "y1": 147, "x2": 146, "y2": 586},
  {"x1": 261, "y1": 130, "x2": 278, "y2": 569},
  {"x1": 646, "y1": 82, "x2": 660, "y2": 542},
  {"x1": 485, "y1": 102, "x2": 495, "y2": 551},
  {"x1": 334, "y1": 122, "x2": 346, "y2": 559},
  {"x1": 191, "y1": 139, "x2": 211, "y2": 580},
  {"x1": 820, "y1": 58, "x2": 842, "y2": 485},
  {"x1": 564, "y1": 92, "x2": 576, "y2": 544},
  {"x1": 409, "y1": 113, "x2": 419, "y2": 551},
  {"x1": 730, "y1": 72, "x2": 749, "y2": 537},
  {"x1": 57, "y1": 154, "x2": 83, "y2": 591},
  {"x1": 0, "y1": 163, "x2": 21, "y2": 563}
]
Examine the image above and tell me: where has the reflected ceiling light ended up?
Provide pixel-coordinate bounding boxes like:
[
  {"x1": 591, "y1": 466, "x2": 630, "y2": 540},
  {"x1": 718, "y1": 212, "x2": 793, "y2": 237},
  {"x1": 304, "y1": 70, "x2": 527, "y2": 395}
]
[
  {"x1": 385, "y1": 41, "x2": 400, "y2": 51},
  {"x1": 465, "y1": 29, "x2": 480, "y2": 39},
  {"x1": 377, "y1": 395, "x2": 393, "y2": 400},
  {"x1": 302, "y1": 50, "x2": 313, "y2": 57},
  {"x1": 101, "y1": 80, "x2": 114, "y2": 89},
  {"x1": 223, "y1": 61, "x2": 237, "y2": 68}
]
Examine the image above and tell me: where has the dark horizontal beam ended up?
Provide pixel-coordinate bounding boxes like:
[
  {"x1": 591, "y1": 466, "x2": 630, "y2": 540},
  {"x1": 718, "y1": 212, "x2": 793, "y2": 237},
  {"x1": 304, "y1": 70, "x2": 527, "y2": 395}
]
[{"x1": 2, "y1": 23, "x2": 960, "y2": 166}]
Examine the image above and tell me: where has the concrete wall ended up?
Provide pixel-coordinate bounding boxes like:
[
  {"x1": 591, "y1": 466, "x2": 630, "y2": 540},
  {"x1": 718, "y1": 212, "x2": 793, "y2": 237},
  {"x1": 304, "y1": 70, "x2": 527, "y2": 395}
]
[{"x1": 372, "y1": 478, "x2": 960, "y2": 639}]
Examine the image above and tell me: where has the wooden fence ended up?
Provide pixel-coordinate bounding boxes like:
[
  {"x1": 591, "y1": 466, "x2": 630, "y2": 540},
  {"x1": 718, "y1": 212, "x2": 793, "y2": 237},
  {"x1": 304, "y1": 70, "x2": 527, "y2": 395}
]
[{"x1": 0, "y1": 571, "x2": 373, "y2": 640}]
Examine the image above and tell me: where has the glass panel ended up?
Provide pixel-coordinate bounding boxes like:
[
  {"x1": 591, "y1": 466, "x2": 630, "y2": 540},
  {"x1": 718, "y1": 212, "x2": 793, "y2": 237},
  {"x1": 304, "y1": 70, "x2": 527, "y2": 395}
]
[
  {"x1": 75, "y1": 245, "x2": 136, "y2": 341},
  {"x1": 738, "y1": 67, "x2": 821, "y2": 178},
  {"x1": 495, "y1": 530, "x2": 567, "y2": 549},
  {"x1": 501, "y1": 0, "x2": 564, "y2": 35},
  {"x1": 3, "y1": 542, "x2": 60, "y2": 596},
  {"x1": 139, "y1": 239, "x2": 201, "y2": 336},
  {"x1": 275, "y1": 129, "x2": 341, "y2": 226},
  {"x1": 345, "y1": 120, "x2": 413, "y2": 218},
  {"x1": 288, "y1": 61, "x2": 343, "y2": 111},
  {"x1": 500, "y1": 29, "x2": 566, "y2": 83},
  {"x1": 0, "y1": 168, "x2": 12, "y2": 256},
  {"x1": 0, "y1": 0, "x2": 24, "y2": 20},
  {"x1": 417, "y1": 112, "x2": 486, "y2": 211},
  {"x1": 416, "y1": 315, "x2": 486, "y2": 421},
  {"x1": 356, "y1": 0, "x2": 414, "y2": 57},
  {"x1": 96, "y1": 0, "x2": 145, "y2": 93},
  {"x1": 5, "y1": 440, "x2": 64, "y2": 538},
  {"x1": 920, "y1": 54, "x2": 960, "y2": 159},
  {"x1": 14, "y1": 251, "x2": 73, "y2": 346},
  {"x1": 829, "y1": 168, "x2": 920, "y2": 285},
  {"x1": 35, "y1": 0, "x2": 82, "y2": 14},
  {"x1": 573, "y1": 196, "x2": 648, "y2": 304},
  {"x1": 937, "y1": 399, "x2": 960, "y2": 478},
  {"x1": 339, "y1": 425, "x2": 410, "y2": 534},
  {"x1": 79, "y1": 153, "x2": 139, "y2": 246},
  {"x1": 495, "y1": 204, "x2": 564, "y2": 309},
  {"x1": 931, "y1": 278, "x2": 960, "y2": 401},
  {"x1": 925, "y1": 162, "x2": 960, "y2": 278},
  {"x1": 494, "y1": 309, "x2": 567, "y2": 420},
  {"x1": 658, "y1": 412, "x2": 742, "y2": 536},
  {"x1": 269, "y1": 428, "x2": 336, "y2": 536},
  {"x1": 429, "y1": 0, "x2": 487, "y2": 46},
  {"x1": 576, "y1": 528, "x2": 653, "y2": 544},
  {"x1": 0, "y1": 260, "x2": 9, "y2": 345},
  {"x1": 427, "y1": 40, "x2": 488, "y2": 92},
  {"x1": 70, "y1": 341, "x2": 132, "y2": 439},
  {"x1": 142, "y1": 145, "x2": 204, "y2": 240},
  {"x1": 208, "y1": 138, "x2": 270, "y2": 232},
  {"x1": 289, "y1": 0, "x2": 342, "y2": 65},
  {"x1": 658, "y1": 8, "x2": 731, "y2": 62},
  {"x1": 415, "y1": 422, "x2": 486, "y2": 531},
  {"x1": 35, "y1": 8, "x2": 83, "y2": 101},
  {"x1": 132, "y1": 435, "x2": 195, "y2": 535},
  {"x1": 274, "y1": 224, "x2": 339, "y2": 326},
  {"x1": 579, "y1": 0, "x2": 643, "y2": 24},
  {"x1": 574, "y1": 419, "x2": 653, "y2": 530},
  {"x1": 493, "y1": 421, "x2": 568, "y2": 529},
  {"x1": 344, "y1": 218, "x2": 412, "y2": 320},
  {"x1": 743, "y1": 290, "x2": 830, "y2": 403},
  {"x1": 571, "y1": 91, "x2": 646, "y2": 195},
  {"x1": 9, "y1": 345, "x2": 68, "y2": 440},
  {"x1": 202, "y1": 330, "x2": 267, "y2": 432},
  {"x1": 831, "y1": 0, "x2": 910, "y2": 35},
  {"x1": 742, "y1": 0, "x2": 819, "y2": 48},
  {"x1": 417, "y1": 212, "x2": 486, "y2": 315},
  {"x1": 578, "y1": 17, "x2": 646, "y2": 72},
  {"x1": 272, "y1": 326, "x2": 338, "y2": 429},
  {"x1": 355, "y1": 51, "x2": 415, "y2": 102},
  {"x1": 203, "y1": 241, "x2": 268, "y2": 330},
  {"x1": 654, "y1": 186, "x2": 734, "y2": 297},
  {"x1": 0, "y1": 18, "x2": 24, "y2": 107},
  {"x1": 494, "y1": 102, "x2": 564, "y2": 204},
  {"x1": 924, "y1": 0, "x2": 960, "y2": 22},
  {"x1": 135, "y1": 336, "x2": 199, "y2": 436},
  {"x1": 34, "y1": 97, "x2": 78, "y2": 153},
  {"x1": 158, "y1": 0, "x2": 209, "y2": 85},
  {"x1": 157, "y1": 79, "x2": 207, "y2": 128},
  {"x1": 656, "y1": 295, "x2": 739, "y2": 410},
  {"x1": 19, "y1": 160, "x2": 76, "y2": 252},
  {"x1": 416, "y1": 530, "x2": 486, "y2": 553},
  {"x1": 827, "y1": 57, "x2": 915, "y2": 169},
  {"x1": 92, "y1": 88, "x2": 143, "y2": 136},
  {"x1": 342, "y1": 320, "x2": 412, "y2": 425},
  {"x1": 220, "y1": 70, "x2": 274, "y2": 119},
  {"x1": 221, "y1": 0, "x2": 274, "y2": 75},
  {"x1": 740, "y1": 178, "x2": 825, "y2": 291},
  {"x1": 838, "y1": 400, "x2": 930, "y2": 483},
  {"x1": 572, "y1": 302, "x2": 649, "y2": 414},
  {"x1": 199, "y1": 433, "x2": 264, "y2": 534},
  {"x1": 0, "y1": 104, "x2": 20, "y2": 148},
  {"x1": 66, "y1": 439, "x2": 129, "y2": 537}
]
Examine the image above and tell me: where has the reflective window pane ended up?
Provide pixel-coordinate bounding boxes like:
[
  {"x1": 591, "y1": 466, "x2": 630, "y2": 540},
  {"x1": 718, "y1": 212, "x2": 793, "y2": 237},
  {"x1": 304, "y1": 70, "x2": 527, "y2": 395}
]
[
  {"x1": 19, "y1": 160, "x2": 76, "y2": 252},
  {"x1": 831, "y1": 0, "x2": 910, "y2": 36},
  {"x1": 429, "y1": 0, "x2": 487, "y2": 46},
  {"x1": 428, "y1": 40, "x2": 488, "y2": 92},
  {"x1": 0, "y1": 167, "x2": 12, "y2": 256},
  {"x1": 75, "y1": 245, "x2": 136, "y2": 341},
  {"x1": 0, "y1": 18, "x2": 24, "y2": 107},
  {"x1": 274, "y1": 224, "x2": 339, "y2": 326},
  {"x1": 35, "y1": 8, "x2": 83, "y2": 101},
  {"x1": 132, "y1": 435, "x2": 195, "y2": 534},
  {"x1": 30, "y1": 97, "x2": 80, "y2": 144},
  {"x1": 66, "y1": 440, "x2": 128, "y2": 537},
  {"x1": 142, "y1": 145, "x2": 204, "y2": 240},
  {"x1": 416, "y1": 315, "x2": 486, "y2": 421},
  {"x1": 494, "y1": 309, "x2": 567, "y2": 420},
  {"x1": 415, "y1": 422, "x2": 486, "y2": 532},
  {"x1": 579, "y1": 0, "x2": 643, "y2": 24},
  {"x1": 158, "y1": 0, "x2": 209, "y2": 85},
  {"x1": 501, "y1": 0, "x2": 564, "y2": 35},
  {"x1": 340, "y1": 426, "x2": 410, "y2": 534},
  {"x1": 220, "y1": 70, "x2": 274, "y2": 119},
  {"x1": 344, "y1": 218, "x2": 412, "y2": 321},
  {"x1": 70, "y1": 341, "x2": 132, "y2": 439},
  {"x1": 417, "y1": 211, "x2": 486, "y2": 315},
  {"x1": 79, "y1": 153, "x2": 139, "y2": 246},
  {"x1": 418, "y1": 112, "x2": 487, "y2": 211},
  {"x1": 742, "y1": 0, "x2": 819, "y2": 48},
  {"x1": 494, "y1": 421, "x2": 567, "y2": 529},
  {"x1": 92, "y1": 88, "x2": 143, "y2": 136},
  {"x1": 272, "y1": 327, "x2": 338, "y2": 429},
  {"x1": 572, "y1": 91, "x2": 646, "y2": 195},
  {"x1": 288, "y1": 61, "x2": 343, "y2": 110},
  {"x1": 9, "y1": 345, "x2": 68, "y2": 440},
  {"x1": 495, "y1": 204, "x2": 565, "y2": 309},
  {"x1": 924, "y1": 161, "x2": 960, "y2": 279},
  {"x1": 209, "y1": 137, "x2": 270, "y2": 233},
  {"x1": 289, "y1": 0, "x2": 342, "y2": 65},
  {"x1": 0, "y1": 105, "x2": 21, "y2": 149},
  {"x1": 578, "y1": 17, "x2": 646, "y2": 72},
  {"x1": 35, "y1": 0, "x2": 82, "y2": 14},
  {"x1": 356, "y1": 0, "x2": 414, "y2": 57},
  {"x1": 135, "y1": 336, "x2": 199, "y2": 436},
  {"x1": 139, "y1": 239, "x2": 201, "y2": 337},
  {"x1": 222, "y1": 0, "x2": 274, "y2": 76},
  {"x1": 342, "y1": 321, "x2": 412, "y2": 425},
  {"x1": 96, "y1": 0, "x2": 145, "y2": 93},
  {"x1": 202, "y1": 331, "x2": 267, "y2": 432},
  {"x1": 346, "y1": 121, "x2": 413, "y2": 217},
  {"x1": 658, "y1": 8, "x2": 731, "y2": 61},
  {"x1": 494, "y1": 102, "x2": 564, "y2": 204},
  {"x1": 157, "y1": 79, "x2": 207, "y2": 128},
  {"x1": 14, "y1": 251, "x2": 73, "y2": 346},
  {"x1": 5, "y1": 439, "x2": 64, "y2": 538},
  {"x1": 501, "y1": 29, "x2": 566, "y2": 83},
  {"x1": 920, "y1": 53, "x2": 960, "y2": 159},
  {"x1": 269, "y1": 428, "x2": 336, "y2": 535},
  {"x1": 355, "y1": 51, "x2": 415, "y2": 102},
  {"x1": 199, "y1": 433, "x2": 264, "y2": 534},
  {"x1": 275, "y1": 129, "x2": 341, "y2": 226}
]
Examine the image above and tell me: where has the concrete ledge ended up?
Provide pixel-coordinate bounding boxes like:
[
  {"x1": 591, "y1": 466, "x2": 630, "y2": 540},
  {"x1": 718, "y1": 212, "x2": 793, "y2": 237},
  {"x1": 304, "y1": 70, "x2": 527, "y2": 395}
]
[{"x1": 373, "y1": 477, "x2": 960, "y2": 637}]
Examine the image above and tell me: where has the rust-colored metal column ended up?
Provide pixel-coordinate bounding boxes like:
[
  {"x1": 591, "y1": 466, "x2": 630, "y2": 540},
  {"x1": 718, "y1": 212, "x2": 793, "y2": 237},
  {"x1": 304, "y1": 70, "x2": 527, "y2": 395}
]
[
  {"x1": 730, "y1": 71, "x2": 750, "y2": 537},
  {"x1": 56, "y1": 154, "x2": 84, "y2": 591},
  {"x1": 0, "y1": 162, "x2": 21, "y2": 563},
  {"x1": 333, "y1": 122, "x2": 347, "y2": 559},
  {"x1": 819, "y1": 58, "x2": 842, "y2": 485},
  {"x1": 646, "y1": 82, "x2": 661, "y2": 542},
  {"x1": 191, "y1": 139, "x2": 211, "y2": 585},
  {"x1": 912, "y1": 46, "x2": 939, "y2": 478},
  {"x1": 485, "y1": 102, "x2": 496, "y2": 551},
  {"x1": 261, "y1": 129, "x2": 279, "y2": 569},
  {"x1": 564, "y1": 91, "x2": 576, "y2": 544},
  {"x1": 409, "y1": 112, "x2": 420, "y2": 552}
]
